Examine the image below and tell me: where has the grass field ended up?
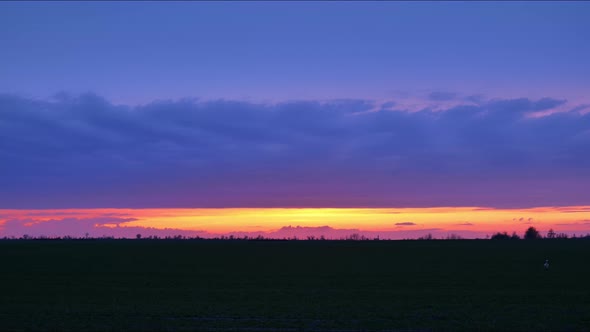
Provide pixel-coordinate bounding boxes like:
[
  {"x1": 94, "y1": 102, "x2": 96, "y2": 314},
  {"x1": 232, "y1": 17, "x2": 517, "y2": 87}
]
[{"x1": 1, "y1": 239, "x2": 589, "y2": 331}]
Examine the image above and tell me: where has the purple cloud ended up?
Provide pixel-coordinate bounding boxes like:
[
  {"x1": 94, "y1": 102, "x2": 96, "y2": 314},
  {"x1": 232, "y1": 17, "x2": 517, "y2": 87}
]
[
  {"x1": 0, "y1": 93, "x2": 589, "y2": 209},
  {"x1": 0, "y1": 217, "x2": 211, "y2": 239},
  {"x1": 1, "y1": 217, "x2": 135, "y2": 238}
]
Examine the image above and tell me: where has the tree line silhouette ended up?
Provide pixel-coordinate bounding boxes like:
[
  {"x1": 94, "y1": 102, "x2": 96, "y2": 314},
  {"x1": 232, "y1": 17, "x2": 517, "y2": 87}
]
[
  {"x1": 490, "y1": 227, "x2": 572, "y2": 240},
  {"x1": 2, "y1": 227, "x2": 589, "y2": 241}
]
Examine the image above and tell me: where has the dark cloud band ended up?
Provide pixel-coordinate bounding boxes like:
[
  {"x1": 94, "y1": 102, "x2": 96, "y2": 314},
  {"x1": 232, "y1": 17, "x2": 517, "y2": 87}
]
[{"x1": 0, "y1": 93, "x2": 588, "y2": 208}]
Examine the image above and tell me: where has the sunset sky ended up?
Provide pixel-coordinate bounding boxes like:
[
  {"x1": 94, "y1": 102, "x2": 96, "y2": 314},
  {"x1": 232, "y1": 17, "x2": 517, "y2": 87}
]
[{"x1": 1, "y1": 2, "x2": 589, "y2": 239}]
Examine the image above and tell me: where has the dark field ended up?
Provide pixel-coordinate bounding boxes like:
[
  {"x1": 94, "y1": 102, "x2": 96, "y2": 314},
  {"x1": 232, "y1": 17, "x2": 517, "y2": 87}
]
[{"x1": 1, "y1": 240, "x2": 589, "y2": 331}]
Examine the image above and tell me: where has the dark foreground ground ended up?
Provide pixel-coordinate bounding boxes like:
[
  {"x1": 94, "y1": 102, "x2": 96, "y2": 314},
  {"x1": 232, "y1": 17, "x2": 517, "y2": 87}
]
[{"x1": 1, "y1": 240, "x2": 589, "y2": 331}]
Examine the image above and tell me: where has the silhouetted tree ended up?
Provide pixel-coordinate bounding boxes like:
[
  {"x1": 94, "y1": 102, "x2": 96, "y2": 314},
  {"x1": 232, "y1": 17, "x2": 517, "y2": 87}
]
[
  {"x1": 490, "y1": 231, "x2": 521, "y2": 240},
  {"x1": 491, "y1": 232, "x2": 511, "y2": 240},
  {"x1": 136, "y1": 233, "x2": 142, "y2": 240},
  {"x1": 347, "y1": 233, "x2": 361, "y2": 240},
  {"x1": 524, "y1": 227, "x2": 541, "y2": 240},
  {"x1": 546, "y1": 229, "x2": 556, "y2": 239}
]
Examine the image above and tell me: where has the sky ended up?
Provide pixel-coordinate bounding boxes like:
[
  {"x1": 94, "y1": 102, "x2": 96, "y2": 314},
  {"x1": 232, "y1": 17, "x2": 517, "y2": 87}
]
[
  {"x1": 1, "y1": 2, "x2": 589, "y2": 238},
  {"x1": 1, "y1": 207, "x2": 590, "y2": 240}
]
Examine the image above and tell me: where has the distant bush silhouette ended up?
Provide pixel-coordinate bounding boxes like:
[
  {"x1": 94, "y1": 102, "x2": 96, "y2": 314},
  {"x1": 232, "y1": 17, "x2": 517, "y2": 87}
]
[
  {"x1": 524, "y1": 227, "x2": 542, "y2": 240},
  {"x1": 445, "y1": 233, "x2": 463, "y2": 240},
  {"x1": 491, "y1": 232, "x2": 510, "y2": 240},
  {"x1": 418, "y1": 233, "x2": 433, "y2": 240},
  {"x1": 4, "y1": 229, "x2": 587, "y2": 241},
  {"x1": 491, "y1": 231, "x2": 520, "y2": 240},
  {"x1": 545, "y1": 229, "x2": 568, "y2": 239},
  {"x1": 344, "y1": 233, "x2": 369, "y2": 240}
]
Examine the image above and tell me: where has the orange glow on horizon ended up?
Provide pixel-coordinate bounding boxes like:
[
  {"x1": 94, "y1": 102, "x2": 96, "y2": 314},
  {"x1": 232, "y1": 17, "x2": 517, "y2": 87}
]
[{"x1": 1, "y1": 206, "x2": 589, "y2": 238}]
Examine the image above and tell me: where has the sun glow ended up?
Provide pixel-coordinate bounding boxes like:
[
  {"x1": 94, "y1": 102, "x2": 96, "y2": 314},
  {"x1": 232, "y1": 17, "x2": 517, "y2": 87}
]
[{"x1": 1, "y1": 206, "x2": 589, "y2": 239}]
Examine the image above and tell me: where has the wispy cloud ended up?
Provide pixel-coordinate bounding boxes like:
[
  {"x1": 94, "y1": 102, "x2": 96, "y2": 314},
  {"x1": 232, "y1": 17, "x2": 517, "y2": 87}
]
[{"x1": 555, "y1": 223, "x2": 588, "y2": 226}]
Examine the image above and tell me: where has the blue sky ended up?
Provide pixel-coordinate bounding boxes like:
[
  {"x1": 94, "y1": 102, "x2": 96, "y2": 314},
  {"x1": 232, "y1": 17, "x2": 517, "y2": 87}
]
[{"x1": 1, "y1": 2, "x2": 589, "y2": 104}]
